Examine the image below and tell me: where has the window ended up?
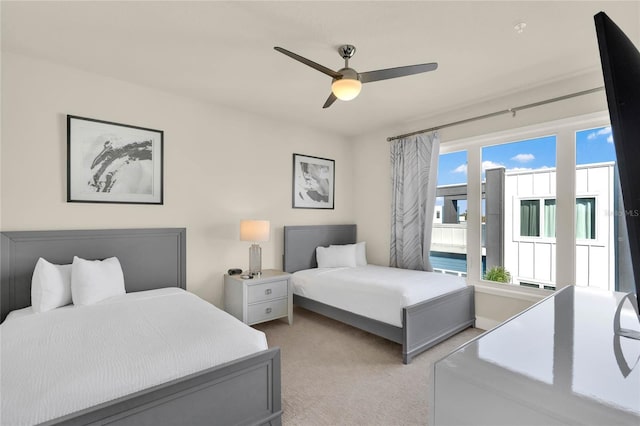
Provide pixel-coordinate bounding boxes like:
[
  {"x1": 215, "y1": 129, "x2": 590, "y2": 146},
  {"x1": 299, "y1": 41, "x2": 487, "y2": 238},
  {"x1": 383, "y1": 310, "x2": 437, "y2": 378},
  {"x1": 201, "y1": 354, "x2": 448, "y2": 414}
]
[
  {"x1": 576, "y1": 126, "x2": 617, "y2": 290},
  {"x1": 431, "y1": 150, "x2": 469, "y2": 277},
  {"x1": 481, "y1": 135, "x2": 556, "y2": 287},
  {"x1": 544, "y1": 199, "x2": 556, "y2": 237},
  {"x1": 520, "y1": 197, "x2": 595, "y2": 240},
  {"x1": 575, "y1": 197, "x2": 596, "y2": 239},
  {"x1": 438, "y1": 114, "x2": 617, "y2": 292},
  {"x1": 520, "y1": 200, "x2": 540, "y2": 237}
]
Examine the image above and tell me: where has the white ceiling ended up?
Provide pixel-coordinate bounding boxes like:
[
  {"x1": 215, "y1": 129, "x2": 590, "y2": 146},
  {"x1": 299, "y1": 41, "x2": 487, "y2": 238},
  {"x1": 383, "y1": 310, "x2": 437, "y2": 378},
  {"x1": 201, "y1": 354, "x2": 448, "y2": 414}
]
[{"x1": 2, "y1": 1, "x2": 639, "y2": 138}]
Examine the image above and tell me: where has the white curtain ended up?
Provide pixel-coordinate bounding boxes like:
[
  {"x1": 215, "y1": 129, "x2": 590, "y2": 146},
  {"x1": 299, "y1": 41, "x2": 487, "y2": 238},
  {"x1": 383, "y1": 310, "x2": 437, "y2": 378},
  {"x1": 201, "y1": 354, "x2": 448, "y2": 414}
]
[
  {"x1": 390, "y1": 132, "x2": 440, "y2": 271},
  {"x1": 520, "y1": 200, "x2": 540, "y2": 237},
  {"x1": 576, "y1": 198, "x2": 595, "y2": 239},
  {"x1": 544, "y1": 199, "x2": 556, "y2": 238}
]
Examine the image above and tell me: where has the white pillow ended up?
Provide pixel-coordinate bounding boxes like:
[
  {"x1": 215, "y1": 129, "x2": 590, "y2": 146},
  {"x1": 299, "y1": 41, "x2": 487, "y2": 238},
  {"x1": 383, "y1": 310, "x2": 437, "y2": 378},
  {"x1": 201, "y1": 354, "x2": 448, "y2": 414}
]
[
  {"x1": 71, "y1": 256, "x2": 125, "y2": 306},
  {"x1": 316, "y1": 244, "x2": 357, "y2": 268},
  {"x1": 31, "y1": 258, "x2": 72, "y2": 313},
  {"x1": 329, "y1": 242, "x2": 368, "y2": 266},
  {"x1": 354, "y1": 242, "x2": 367, "y2": 266}
]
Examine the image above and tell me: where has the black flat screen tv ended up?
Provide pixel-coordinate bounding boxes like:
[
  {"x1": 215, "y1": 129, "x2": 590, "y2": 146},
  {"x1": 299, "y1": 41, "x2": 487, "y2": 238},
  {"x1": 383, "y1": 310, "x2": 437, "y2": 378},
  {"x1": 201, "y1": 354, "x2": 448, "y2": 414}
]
[{"x1": 595, "y1": 12, "x2": 640, "y2": 309}]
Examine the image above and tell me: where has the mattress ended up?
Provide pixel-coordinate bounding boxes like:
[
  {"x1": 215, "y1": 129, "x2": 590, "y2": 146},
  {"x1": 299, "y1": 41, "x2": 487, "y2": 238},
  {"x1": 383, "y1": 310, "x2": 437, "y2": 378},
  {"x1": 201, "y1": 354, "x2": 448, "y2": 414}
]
[
  {"x1": 0, "y1": 288, "x2": 268, "y2": 425},
  {"x1": 292, "y1": 265, "x2": 467, "y2": 327}
]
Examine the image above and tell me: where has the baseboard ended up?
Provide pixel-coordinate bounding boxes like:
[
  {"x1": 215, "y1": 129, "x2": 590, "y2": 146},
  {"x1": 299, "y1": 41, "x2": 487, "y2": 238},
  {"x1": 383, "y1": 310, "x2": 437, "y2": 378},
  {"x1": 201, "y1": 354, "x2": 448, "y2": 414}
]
[{"x1": 475, "y1": 316, "x2": 501, "y2": 331}]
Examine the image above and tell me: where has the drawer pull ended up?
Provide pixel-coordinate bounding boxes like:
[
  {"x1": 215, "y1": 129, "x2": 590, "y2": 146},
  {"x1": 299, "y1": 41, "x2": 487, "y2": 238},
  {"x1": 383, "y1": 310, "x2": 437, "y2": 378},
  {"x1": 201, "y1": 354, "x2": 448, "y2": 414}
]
[
  {"x1": 265, "y1": 289, "x2": 272, "y2": 295},
  {"x1": 265, "y1": 307, "x2": 272, "y2": 314}
]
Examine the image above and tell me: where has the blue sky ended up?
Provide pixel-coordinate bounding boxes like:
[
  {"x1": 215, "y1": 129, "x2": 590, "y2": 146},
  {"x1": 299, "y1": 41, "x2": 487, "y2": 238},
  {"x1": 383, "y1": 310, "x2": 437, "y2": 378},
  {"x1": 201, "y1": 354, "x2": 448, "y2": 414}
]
[
  {"x1": 576, "y1": 126, "x2": 616, "y2": 165},
  {"x1": 437, "y1": 126, "x2": 616, "y2": 187}
]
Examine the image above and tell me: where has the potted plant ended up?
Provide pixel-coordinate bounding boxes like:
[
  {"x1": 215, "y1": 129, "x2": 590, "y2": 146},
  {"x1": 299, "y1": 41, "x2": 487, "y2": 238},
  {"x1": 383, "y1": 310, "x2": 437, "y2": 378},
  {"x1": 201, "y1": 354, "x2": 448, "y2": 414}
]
[{"x1": 484, "y1": 265, "x2": 511, "y2": 283}]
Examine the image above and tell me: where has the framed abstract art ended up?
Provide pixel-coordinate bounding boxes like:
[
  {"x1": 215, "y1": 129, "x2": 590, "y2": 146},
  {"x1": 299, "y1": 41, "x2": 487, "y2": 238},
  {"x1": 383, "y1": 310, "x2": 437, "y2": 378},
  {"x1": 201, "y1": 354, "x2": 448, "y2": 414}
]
[
  {"x1": 67, "y1": 115, "x2": 163, "y2": 204},
  {"x1": 292, "y1": 153, "x2": 334, "y2": 209}
]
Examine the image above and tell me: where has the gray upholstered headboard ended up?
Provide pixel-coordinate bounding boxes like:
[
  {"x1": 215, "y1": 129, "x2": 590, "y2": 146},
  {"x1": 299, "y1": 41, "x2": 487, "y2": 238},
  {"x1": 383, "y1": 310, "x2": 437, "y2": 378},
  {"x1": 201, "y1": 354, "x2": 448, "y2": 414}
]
[
  {"x1": 0, "y1": 228, "x2": 186, "y2": 321},
  {"x1": 283, "y1": 225, "x2": 357, "y2": 273}
]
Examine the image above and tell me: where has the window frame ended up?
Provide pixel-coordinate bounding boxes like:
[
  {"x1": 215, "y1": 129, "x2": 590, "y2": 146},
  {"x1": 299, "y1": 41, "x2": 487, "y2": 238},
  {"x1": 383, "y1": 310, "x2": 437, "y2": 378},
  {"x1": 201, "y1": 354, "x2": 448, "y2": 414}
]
[
  {"x1": 512, "y1": 195, "x2": 601, "y2": 243},
  {"x1": 439, "y1": 111, "x2": 611, "y2": 295},
  {"x1": 575, "y1": 195, "x2": 597, "y2": 242},
  {"x1": 512, "y1": 196, "x2": 557, "y2": 243},
  {"x1": 519, "y1": 199, "x2": 542, "y2": 238}
]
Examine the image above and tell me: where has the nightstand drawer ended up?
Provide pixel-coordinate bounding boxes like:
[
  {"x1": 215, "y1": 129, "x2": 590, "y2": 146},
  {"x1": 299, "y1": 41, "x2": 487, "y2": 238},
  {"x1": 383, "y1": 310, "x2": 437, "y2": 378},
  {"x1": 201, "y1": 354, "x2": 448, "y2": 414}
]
[
  {"x1": 224, "y1": 269, "x2": 292, "y2": 326},
  {"x1": 247, "y1": 280, "x2": 288, "y2": 304},
  {"x1": 247, "y1": 298, "x2": 288, "y2": 324}
]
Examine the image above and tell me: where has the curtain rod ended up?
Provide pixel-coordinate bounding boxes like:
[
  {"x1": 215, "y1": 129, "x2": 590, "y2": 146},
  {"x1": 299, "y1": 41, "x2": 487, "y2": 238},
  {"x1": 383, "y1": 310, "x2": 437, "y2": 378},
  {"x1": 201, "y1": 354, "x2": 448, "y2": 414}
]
[{"x1": 386, "y1": 86, "x2": 605, "y2": 142}]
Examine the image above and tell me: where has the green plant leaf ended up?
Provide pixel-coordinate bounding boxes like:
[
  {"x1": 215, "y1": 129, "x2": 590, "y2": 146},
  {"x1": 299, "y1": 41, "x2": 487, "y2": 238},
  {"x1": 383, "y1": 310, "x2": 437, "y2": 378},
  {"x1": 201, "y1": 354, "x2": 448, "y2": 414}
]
[{"x1": 484, "y1": 266, "x2": 511, "y2": 283}]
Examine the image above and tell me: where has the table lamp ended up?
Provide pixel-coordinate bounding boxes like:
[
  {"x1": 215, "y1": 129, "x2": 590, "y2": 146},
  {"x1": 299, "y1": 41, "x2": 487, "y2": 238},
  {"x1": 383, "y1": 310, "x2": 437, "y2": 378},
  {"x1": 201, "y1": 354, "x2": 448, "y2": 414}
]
[{"x1": 240, "y1": 219, "x2": 270, "y2": 276}]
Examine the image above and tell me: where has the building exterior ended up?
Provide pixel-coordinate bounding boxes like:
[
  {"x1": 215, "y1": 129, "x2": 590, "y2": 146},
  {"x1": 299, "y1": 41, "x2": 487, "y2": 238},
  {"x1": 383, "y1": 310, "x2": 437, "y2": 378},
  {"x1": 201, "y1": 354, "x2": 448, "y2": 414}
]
[
  {"x1": 431, "y1": 162, "x2": 617, "y2": 291},
  {"x1": 503, "y1": 162, "x2": 615, "y2": 290}
]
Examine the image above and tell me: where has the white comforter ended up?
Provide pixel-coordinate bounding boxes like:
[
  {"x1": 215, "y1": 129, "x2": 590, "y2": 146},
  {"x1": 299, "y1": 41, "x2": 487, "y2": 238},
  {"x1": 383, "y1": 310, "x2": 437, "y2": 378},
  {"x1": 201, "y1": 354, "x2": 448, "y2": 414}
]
[
  {"x1": 292, "y1": 265, "x2": 467, "y2": 327},
  {"x1": 0, "y1": 288, "x2": 268, "y2": 426}
]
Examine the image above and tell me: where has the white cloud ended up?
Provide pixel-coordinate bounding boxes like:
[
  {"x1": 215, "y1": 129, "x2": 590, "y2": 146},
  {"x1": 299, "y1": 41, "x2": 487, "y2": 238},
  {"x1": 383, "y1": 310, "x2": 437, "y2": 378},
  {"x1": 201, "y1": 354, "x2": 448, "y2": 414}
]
[
  {"x1": 587, "y1": 126, "x2": 613, "y2": 142},
  {"x1": 453, "y1": 161, "x2": 504, "y2": 174},
  {"x1": 482, "y1": 160, "x2": 504, "y2": 171},
  {"x1": 598, "y1": 126, "x2": 612, "y2": 136},
  {"x1": 453, "y1": 163, "x2": 467, "y2": 174},
  {"x1": 511, "y1": 153, "x2": 535, "y2": 163}
]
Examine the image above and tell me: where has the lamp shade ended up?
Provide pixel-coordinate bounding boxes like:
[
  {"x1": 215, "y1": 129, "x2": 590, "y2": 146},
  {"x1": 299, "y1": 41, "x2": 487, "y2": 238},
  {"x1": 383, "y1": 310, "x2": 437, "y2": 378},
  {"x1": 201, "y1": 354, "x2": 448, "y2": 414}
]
[
  {"x1": 331, "y1": 78, "x2": 362, "y2": 101},
  {"x1": 240, "y1": 220, "x2": 270, "y2": 242}
]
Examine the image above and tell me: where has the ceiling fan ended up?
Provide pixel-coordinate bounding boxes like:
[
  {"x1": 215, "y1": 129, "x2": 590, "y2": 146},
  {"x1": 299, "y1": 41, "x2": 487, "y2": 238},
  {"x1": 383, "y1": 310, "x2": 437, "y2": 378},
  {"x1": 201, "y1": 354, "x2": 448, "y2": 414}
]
[{"x1": 274, "y1": 44, "x2": 438, "y2": 109}]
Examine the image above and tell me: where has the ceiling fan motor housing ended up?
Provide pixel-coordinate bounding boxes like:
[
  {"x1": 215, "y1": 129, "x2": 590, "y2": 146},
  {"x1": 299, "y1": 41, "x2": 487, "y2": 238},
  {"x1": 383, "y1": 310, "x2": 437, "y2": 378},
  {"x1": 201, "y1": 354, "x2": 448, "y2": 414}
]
[
  {"x1": 339, "y1": 44, "x2": 356, "y2": 60},
  {"x1": 334, "y1": 67, "x2": 359, "y2": 82}
]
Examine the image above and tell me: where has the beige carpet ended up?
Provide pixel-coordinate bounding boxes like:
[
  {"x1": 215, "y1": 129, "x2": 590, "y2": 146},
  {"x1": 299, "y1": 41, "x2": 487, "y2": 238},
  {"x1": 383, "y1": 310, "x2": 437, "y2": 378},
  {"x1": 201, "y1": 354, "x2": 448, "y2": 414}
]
[{"x1": 254, "y1": 307, "x2": 483, "y2": 426}]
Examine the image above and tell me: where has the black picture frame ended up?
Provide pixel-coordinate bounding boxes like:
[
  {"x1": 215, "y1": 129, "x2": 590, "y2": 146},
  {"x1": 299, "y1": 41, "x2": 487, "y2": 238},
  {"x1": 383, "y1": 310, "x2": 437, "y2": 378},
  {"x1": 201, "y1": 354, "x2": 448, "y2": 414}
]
[
  {"x1": 67, "y1": 115, "x2": 164, "y2": 204},
  {"x1": 292, "y1": 153, "x2": 335, "y2": 209}
]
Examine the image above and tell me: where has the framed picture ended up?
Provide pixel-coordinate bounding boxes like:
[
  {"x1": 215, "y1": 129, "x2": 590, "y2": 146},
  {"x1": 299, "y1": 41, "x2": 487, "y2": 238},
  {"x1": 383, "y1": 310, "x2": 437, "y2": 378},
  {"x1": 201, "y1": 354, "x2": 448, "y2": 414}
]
[
  {"x1": 292, "y1": 153, "x2": 335, "y2": 209},
  {"x1": 67, "y1": 115, "x2": 163, "y2": 204}
]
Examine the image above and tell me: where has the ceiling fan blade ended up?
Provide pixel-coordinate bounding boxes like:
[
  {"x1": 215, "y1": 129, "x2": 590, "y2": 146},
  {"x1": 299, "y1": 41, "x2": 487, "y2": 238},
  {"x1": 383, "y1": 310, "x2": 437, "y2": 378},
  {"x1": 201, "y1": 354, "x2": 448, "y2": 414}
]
[
  {"x1": 359, "y1": 63, "x2": 438, "y2": 83},
  {"x1": 322, "y1": 92, "x2": 338, "y2": 109},
  {"x1": 274, "y1": 47, "x2": 342, "y2": 79}
]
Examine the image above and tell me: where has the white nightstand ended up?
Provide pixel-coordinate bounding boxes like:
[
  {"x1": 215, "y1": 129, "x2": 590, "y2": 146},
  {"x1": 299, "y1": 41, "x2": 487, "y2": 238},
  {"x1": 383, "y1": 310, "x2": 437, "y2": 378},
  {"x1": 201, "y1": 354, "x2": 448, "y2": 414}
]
[{"x1": 223, "y1": 269, "x2": 292, "y2": 326}]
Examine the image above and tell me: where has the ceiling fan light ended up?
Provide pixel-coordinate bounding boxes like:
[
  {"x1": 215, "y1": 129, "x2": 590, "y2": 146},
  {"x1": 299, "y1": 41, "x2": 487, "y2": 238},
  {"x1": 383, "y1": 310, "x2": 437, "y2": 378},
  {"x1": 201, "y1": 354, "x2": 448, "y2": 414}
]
[{"x1": 331, "y1": 78, "x2": 362, "y2": 101}]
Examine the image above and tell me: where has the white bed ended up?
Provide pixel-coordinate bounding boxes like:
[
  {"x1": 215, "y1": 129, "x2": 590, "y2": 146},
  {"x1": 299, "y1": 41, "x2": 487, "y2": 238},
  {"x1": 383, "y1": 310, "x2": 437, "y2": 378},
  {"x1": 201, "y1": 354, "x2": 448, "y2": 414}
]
[
  {"x1": 284, "y1": 224, "x2": 475, "y2": 364},
  {"x1": 292, "y1": 265, "x2": 467, "y2": 327},
  {"x1": 1, "y1": 287, "x2": 269, "y2": 426},
  {"x1": 0, "y1": 228, "x2": 281, "y2": 426}
]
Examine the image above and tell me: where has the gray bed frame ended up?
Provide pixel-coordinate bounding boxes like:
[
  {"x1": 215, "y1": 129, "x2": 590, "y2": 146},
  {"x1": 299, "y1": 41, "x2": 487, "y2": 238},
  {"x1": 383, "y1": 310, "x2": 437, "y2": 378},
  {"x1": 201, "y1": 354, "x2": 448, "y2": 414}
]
[
  {"x1": 283, "y1": 224, "x2": 475, "y2": 364},
  {"x1": 1, "y1": 228, "x2": 281, "y2": 426}
]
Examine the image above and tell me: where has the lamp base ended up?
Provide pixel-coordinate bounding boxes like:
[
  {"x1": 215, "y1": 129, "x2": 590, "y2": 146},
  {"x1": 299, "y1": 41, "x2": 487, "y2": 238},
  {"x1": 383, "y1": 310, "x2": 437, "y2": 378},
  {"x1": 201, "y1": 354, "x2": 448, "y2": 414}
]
[{"x1": 248, "y1": 244, "x2": 262, "y2": 276}]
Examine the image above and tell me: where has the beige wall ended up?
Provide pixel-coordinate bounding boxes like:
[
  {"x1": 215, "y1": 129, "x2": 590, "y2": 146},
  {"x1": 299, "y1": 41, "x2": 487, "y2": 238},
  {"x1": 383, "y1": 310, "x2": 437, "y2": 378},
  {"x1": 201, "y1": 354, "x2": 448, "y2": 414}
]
[
  {"x1": 1, "y1": 52, "x2": 355, "y2": 307},
  {"x1": 352, "y1": 71, "x2": 611, "y2": 327}
]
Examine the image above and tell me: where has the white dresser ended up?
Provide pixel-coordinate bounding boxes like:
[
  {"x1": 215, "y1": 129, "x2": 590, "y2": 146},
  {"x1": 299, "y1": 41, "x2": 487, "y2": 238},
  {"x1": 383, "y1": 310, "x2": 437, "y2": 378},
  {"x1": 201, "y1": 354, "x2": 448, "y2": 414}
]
[
  {"x1": 432, "y1": 286, "x2": 640, "y2": 425},
  {"x1": 224, "y1": 269, "x2": 292, "y2": 326}
]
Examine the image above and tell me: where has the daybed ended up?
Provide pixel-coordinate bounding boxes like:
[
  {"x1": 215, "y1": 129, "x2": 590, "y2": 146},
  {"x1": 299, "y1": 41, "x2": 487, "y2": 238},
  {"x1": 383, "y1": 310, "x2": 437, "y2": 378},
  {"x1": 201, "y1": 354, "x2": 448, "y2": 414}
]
[
  {"x1": 283, "y1": 224, "x2": 475, "y2": 364},
  {"x1": 1, "y1": 228, "x2": 281, "y2": 426}
]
